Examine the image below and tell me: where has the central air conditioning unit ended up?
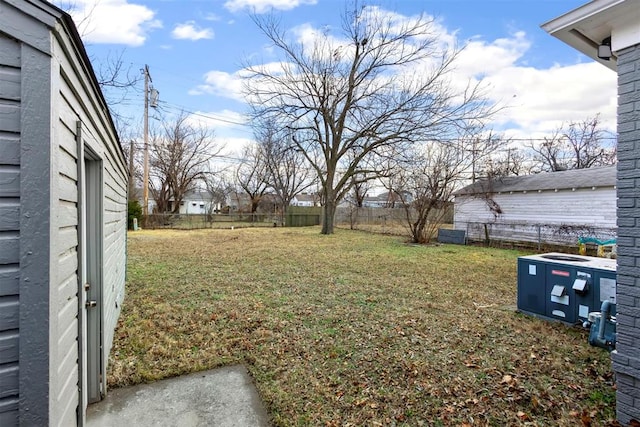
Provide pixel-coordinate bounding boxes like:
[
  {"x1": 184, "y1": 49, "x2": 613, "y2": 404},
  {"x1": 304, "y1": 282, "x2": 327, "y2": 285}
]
[{"x1": 517, "y1": 253, "x2": 616, "y2": 325}]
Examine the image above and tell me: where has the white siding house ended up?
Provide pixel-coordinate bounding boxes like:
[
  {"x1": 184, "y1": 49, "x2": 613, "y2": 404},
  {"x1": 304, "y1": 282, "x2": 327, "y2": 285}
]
[
  {"x1": 175, "y1": 190, "x2": 217, "y2": 215},
  {"x1": 453, "y1": 166, "x2": 617, "y2": 242},
  {"x1": 0, "y1": 1, "x2": 127, "y2": 426},
  {"x1": 290, "y1": 193, "x2": 319, "y2": 207}
]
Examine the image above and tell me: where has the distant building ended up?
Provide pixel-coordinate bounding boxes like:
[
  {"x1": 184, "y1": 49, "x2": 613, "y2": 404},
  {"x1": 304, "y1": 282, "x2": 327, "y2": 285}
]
[
  {"x1": 362, "y1": 191, "x2": 412, "y2": 208},
  {"x1": 172, "y1": 190, "x2": 217, "y2": 215},
  {"x1": 290, "y1": 193, "x2": 319, "y2": 207},
  {"x1": 227, "y1": 192, "x2": 250, "y2": 212},
  {"x1": 453, "y1": 166, "x2": 616, "y2": 229}
]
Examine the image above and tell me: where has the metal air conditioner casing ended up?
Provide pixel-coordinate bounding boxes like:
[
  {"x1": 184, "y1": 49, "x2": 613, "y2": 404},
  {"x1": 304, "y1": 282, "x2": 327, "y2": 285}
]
[{"x1": 517, "y1": 253, "x2": 616, "y2": 324}]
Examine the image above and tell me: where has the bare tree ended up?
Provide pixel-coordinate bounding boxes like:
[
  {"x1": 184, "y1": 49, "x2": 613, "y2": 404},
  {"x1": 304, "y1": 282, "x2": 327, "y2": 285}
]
[
  {"x1": 342, "y1": 172, "x2": 374, "y2": 229},
  {"x1": 528, "y1": 115, "x2": 616, "y2": 172},
  {"x1": 255, "y1": 122, "x2": 314, "y2": 217},
  {"x1": 475, "y1": 144, "x2": 524, "y2": 180},
  {"x1": 149, "y1": 113, "x2": 222, "y2": 213},
  {"x1": 244, "y1": 5, "x2": 496, "y2": 234},
  {"x1": 203, "y1": 173, "x2": 234, "y2": 216},
  {"x1": 236, "y1": 143, "x2": 270, "y2": 215},
  {"x1": 346, "y1": 176, "x2": 372, "y2": 208},
  {"x1": 389, "y1": 142, "x2": 465, "y2": 244}
]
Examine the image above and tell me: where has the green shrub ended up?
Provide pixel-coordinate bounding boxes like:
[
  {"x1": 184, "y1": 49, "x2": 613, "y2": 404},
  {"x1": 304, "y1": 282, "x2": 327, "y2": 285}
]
[{"x1": 128, "y1": 200, "x2": 142, "y2": 230}]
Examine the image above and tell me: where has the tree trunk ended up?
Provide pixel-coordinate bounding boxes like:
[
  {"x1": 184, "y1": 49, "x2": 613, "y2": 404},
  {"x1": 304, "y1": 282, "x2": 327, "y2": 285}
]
[{"x1": 321, "y1": 196, "x2": 336, "y2": 234}]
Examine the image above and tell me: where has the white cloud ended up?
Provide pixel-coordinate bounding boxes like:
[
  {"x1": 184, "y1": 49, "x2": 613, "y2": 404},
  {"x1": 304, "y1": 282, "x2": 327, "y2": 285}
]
[
  {"x1": 172, "y1": 22, "x2": 214, "y2": 41},
  {"x1": 224, "y1": 0, "x2": 317, "y2": 14},
  {"x1": 189, "y1": 71, "x2": 245, "y2": 101},
  {"x1": 218, "y1": 136, "x2": 255, "y2": 157},
  {"x1": 58, "y1": 0, "x2": 161, "y2": 46},
  {"x1": 205, "y1": 13, "x2": 222, "y2": 22},
  {"x1": 487, "y1": 62, "x2": 617, "y2": 139},
  {"x1": 198, "y1": 6, "x2": 617, "y2": 144},
  {"x1": 454, "y1": 31, "x2": 531, "y2": 78},
  {"x1": 443, "y1": 30, "x2": 616, "y2": 136}
]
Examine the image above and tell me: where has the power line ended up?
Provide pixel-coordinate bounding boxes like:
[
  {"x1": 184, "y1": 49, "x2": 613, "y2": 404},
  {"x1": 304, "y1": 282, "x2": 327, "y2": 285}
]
[{"x1": 154, "y1": 101, "x2": 254, "y2": 135}]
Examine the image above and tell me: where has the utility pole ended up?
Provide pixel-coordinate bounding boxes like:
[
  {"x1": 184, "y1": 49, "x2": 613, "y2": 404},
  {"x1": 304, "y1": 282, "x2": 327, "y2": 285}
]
[
  {"x1": 141, "y1": 65, "x2": 159, "y2": 219},
  {"x1": 129, "y1": 140, "x2": 135, "y2": 198},
  {"x1": 142, "y1": 65, "x2": 151, "y2": 218}
]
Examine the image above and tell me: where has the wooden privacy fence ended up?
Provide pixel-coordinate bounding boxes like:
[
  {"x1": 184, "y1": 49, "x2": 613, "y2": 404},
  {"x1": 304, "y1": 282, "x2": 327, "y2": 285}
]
[{"x1": 141, "y1": 210, "x2": 322, "y2": 230}]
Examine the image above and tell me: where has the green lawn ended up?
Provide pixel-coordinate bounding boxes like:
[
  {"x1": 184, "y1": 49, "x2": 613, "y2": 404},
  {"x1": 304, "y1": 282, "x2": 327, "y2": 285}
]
[{"x1": 110, "y1": 227, "x2": 616, "y2": 426}]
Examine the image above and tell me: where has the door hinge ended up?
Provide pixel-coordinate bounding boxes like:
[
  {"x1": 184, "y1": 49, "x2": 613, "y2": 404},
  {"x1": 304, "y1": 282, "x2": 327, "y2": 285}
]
[{"x1": 85, "y1": 300, "x2": 97, "y2": 308}]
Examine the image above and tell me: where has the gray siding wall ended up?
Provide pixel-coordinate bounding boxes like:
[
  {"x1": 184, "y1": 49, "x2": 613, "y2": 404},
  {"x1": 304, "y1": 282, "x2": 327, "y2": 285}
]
[
  {"x1": 1, "y1": 2, "x2": 56, "y2": 425},
  {"x1": 50, "y1": 22, "x2": 127, "y2": 427},
  {"x1": 613, "y1": 43, "x2": 640, "y2": 425},
  {"x1": 0, "y1": 34, "x2": 21, "y2": 427},
  {"x1": 52, "y1": 65, "x2": 81, "y2": 425},
  {"x1": 0, "y1": 1, "x2": 127, "y2": 425}
]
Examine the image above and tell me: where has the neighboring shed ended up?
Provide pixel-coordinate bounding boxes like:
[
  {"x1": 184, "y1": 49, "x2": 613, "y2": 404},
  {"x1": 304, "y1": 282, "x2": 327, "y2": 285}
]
[
  {"x1": 453, "y1": 166, "x2": 617, "y2": 243},
  {"x1": 0, "y1": 1, "x2": 127, "y2": 426}
]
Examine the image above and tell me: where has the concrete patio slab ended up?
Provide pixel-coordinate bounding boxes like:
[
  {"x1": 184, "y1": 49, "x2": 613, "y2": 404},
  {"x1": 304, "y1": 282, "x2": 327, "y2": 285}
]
[{"x1": 87, "y1": 365, "x2": 270, "y2": 427}]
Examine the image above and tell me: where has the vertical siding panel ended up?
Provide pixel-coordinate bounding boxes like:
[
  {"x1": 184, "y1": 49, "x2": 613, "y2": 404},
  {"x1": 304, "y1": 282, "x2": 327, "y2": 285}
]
[{"x1": 19, "y1": 40, "x2": 51, "y2": 427}]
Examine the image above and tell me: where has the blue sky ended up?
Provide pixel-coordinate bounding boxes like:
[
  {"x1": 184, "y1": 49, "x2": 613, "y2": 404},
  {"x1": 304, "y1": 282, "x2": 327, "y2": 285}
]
[{"x1": 57, "y1": 0, "x2": 617, "y2": 154}]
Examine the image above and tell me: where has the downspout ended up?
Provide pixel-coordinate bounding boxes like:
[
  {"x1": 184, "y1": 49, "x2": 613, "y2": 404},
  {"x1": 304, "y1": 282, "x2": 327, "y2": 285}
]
[
  {"x1": 589, "y1": 300, "x2": 615, "y2": 349},
  {"x1": 597, "y1": 300, "x2": 612, "y2": 343}
]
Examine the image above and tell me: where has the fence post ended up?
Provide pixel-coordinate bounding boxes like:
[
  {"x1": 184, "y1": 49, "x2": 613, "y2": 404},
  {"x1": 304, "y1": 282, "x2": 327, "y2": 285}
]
[
  {"x1": 483, "y1": 223, "x2": 489, "y2": 246},
  {"x1": 537, "y1": 225, "x2": 541, "y2": 251}
]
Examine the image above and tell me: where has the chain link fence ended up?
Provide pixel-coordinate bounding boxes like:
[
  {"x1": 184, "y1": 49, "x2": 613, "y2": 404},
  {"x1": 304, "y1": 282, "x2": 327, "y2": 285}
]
[
  {"x1": 334, "y1": 206, "x2": 453, "y2": 236},
  {"x1": 461, "y1": 221, "x2": 617, "y2": 252}
]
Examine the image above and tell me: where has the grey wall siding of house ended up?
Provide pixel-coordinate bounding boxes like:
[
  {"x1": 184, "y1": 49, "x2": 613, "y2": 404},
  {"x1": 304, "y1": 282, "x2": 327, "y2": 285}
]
[
  {"x1": 0, "y1": 33, "x2": 21, "y2": 427},
  {"x1": 0, "y1": 1, "x2": 127, "y2": 425},
  {"x1": 52, "y1": 69, "x2": 81, "y2": 425},
  {"x1": 52, "y1": 27, "x2": 127, "y2": 424},
  {"x1": 102, "y1": 160, "x2": 127, "y2": 386},
  {"x1": 19, "y1": 38, "x2": 54, "y2": 427},
  {"x1": 613, "y1": 43, "x2": 640, "y2": 425},
  {"x1": 0, "y1": 4, "x2": 56, "y2": 424}
]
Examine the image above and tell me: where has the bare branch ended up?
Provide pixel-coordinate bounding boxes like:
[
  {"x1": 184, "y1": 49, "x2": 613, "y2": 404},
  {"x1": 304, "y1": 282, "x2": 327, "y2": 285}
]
[
  {"x1": 149, "y1": 112, "x2": 222, "y2": 213},
  {"x1": 527, "y1": 114, "x2": 616, "y2": 172},
  {"x1": 244, "y1": 5, "x2": 497, "y2": 234}
]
